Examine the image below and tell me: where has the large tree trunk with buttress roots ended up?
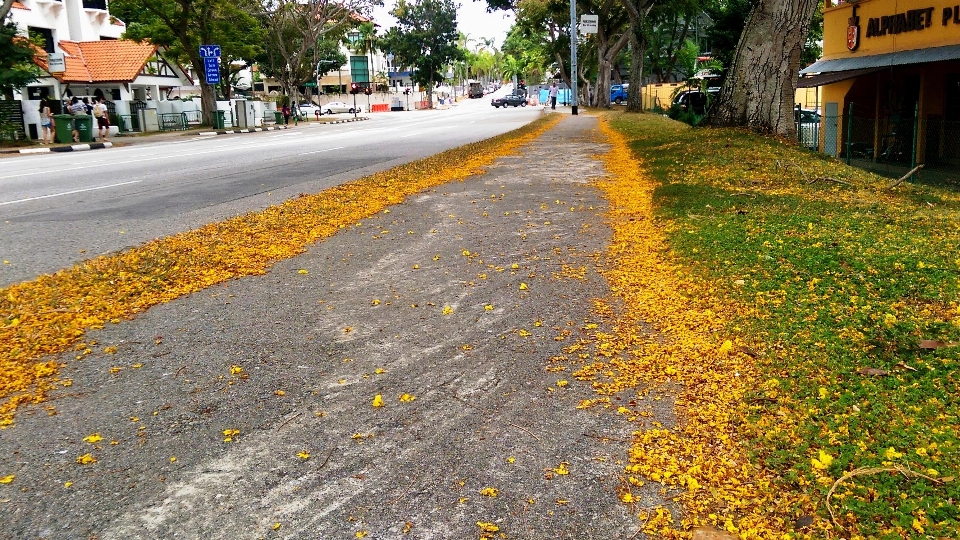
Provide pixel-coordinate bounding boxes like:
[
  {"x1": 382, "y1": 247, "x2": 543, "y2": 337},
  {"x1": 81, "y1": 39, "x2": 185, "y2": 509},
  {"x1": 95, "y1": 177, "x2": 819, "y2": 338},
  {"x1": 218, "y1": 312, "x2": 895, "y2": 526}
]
[{"x1": 707, "y1": 0, "x2": 818, "y2": 137}]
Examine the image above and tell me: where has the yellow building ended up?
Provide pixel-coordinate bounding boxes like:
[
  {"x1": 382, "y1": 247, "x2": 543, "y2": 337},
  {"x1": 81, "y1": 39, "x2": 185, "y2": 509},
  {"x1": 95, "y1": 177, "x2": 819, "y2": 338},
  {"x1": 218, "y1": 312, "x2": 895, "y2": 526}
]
[{"x1": 801, "y1": 0, "x2": 960, "y2": 168}]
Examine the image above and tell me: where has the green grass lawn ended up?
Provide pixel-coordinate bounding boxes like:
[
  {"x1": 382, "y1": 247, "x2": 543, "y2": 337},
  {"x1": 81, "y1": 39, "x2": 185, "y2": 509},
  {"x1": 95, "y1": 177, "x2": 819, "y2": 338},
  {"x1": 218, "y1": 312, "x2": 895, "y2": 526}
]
[{"x1": 610, "y1": 112, "x2": 960, "y2": 537}]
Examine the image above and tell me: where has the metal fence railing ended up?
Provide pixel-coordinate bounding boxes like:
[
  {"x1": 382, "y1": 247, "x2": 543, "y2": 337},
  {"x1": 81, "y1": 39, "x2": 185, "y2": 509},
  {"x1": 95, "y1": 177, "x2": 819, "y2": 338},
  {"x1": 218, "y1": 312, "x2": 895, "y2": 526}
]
[
  {"x1": 159, "y1": 113, "x2": 188, "y2": 131},
  {"x1": 182, "y1": 110, "x2": 202, "y2": 126}
]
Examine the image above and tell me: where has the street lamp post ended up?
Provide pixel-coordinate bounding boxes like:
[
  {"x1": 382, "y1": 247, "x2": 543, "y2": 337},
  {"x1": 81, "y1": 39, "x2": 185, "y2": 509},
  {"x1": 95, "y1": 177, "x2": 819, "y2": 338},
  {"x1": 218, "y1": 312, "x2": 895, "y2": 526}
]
[
  {"x1": 386, "y1": 52, "x2": 394, "y2": 89},
  {"x1": 316, "y1": 61, "x2": 322, "y2": 116},
  {"x1": 569, "y1": 0, "x2": 578, "y2": 115}
]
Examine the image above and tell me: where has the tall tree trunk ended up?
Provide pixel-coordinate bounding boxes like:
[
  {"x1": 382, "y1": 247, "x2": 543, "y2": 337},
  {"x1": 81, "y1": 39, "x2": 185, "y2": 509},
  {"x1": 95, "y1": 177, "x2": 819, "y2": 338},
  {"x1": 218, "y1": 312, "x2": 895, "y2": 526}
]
[
  {"x1": 625, "y1": 21, "x2": 645, "y2": 112},
  {"x1": 620, "y1": 0, "x2": 654, "y2": 113},
  {"x1": 189, "y1": 53, "x2": 218, "y2": 127},
  {"x1": 0, "y1": 0, "x2": 13, "y2": 21},
  {"x1": 707, "y1": 0, "x2": 818, "y2": 136},
  {"x1": 594, "y1": 33, "x2": 629, "y2": 109}
]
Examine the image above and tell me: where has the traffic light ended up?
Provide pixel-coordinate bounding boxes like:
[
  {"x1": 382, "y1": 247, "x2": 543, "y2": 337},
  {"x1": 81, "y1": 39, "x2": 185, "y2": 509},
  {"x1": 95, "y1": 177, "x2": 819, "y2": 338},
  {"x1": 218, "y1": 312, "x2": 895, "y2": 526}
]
[
  {"x1": 363, "y1": 86, "x2": 372, "y2": 96},
  {"x1": 350, "y1": 82, "x2": 360, "y2": 94}
]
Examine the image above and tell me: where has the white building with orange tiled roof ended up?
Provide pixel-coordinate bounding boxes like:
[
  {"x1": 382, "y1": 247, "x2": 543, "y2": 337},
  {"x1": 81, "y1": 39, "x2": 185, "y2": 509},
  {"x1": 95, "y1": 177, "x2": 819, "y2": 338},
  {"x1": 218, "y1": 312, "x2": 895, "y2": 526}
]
[{"x1": 9, "y1": 0, "x2": 192, "y2": 139}]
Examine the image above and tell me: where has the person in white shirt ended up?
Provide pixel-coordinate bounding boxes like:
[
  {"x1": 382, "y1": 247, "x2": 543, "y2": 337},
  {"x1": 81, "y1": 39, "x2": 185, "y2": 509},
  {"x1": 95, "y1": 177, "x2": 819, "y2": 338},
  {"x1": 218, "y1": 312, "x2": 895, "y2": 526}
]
[
  {"x1": 93, "y1": 97, "x2": 110, "y2": 142},
  {"x1": 548, "y1": 82, "x2": 558, "y2": 110}
]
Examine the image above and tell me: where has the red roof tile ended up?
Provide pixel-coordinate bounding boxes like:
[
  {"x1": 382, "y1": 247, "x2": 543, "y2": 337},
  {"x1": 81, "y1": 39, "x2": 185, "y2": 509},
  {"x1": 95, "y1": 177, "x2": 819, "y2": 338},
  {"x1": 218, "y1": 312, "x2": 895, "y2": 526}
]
[{"x1": 34, "y1": 40, "x2": 158, "y2": 83}]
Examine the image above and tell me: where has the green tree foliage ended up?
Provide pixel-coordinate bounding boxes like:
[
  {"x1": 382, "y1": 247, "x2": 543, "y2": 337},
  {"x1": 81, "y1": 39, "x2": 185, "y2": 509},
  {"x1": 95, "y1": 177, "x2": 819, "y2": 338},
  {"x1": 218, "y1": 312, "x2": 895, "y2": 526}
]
[
  {"x1": 111, "y1": 0, "x2": 262, "y2": 125},
  {"x1": 643, "y1": 2, "x2": 705, "y2": 83},
  {"x1": 706, "y1": 0, "x2": 821, "y2": 72},
  {"x1": 380, "y1": 0, "x2": 463, "y2": 106},
  {"x1": 314, "y1": 39, "x2": 348, "y2": 79},
  {"x1": 505, "y1": 0, "x2": 573, "y2": 90},
  {"x1": 801, "y1": 0, "x2": 824, "y2": 67},
  {"x1": 704, "y1": 0, "x2": 751, "y2": 73},
  {"x1": 257, "y1": 0, "x2": 378, "y2": 102},
  {"x1": 0, "y1": 21, "x2": 41, "y2": 99}
]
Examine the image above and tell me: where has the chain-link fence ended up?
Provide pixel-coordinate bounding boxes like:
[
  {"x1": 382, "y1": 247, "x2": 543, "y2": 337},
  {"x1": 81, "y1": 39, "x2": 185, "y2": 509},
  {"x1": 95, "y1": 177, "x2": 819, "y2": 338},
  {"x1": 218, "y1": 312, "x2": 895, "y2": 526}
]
[
  {"x1": 922, "y1": 118, "x2": 960, "y2": 170},
  {"x1": 813, "y1": 103, "x2": 941, "y2": 180}
]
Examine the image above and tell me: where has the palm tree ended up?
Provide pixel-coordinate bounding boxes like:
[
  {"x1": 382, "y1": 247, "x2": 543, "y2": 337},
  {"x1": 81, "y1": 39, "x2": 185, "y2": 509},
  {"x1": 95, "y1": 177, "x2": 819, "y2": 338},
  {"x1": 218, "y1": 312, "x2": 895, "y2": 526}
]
[{"x1": 478, "y1": 36, "x2": 496, "y2": 53}]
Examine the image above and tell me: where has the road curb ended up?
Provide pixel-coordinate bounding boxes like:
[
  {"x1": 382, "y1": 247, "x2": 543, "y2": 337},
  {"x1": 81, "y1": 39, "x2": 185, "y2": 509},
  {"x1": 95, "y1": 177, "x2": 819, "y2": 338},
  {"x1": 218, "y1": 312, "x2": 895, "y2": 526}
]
[
  {"x1": 14, "y1": 142, "x2": 113, "y2": 154},
  {"x1": 198, "y1": 125, "x2": 290, "y2": 136},
  {"x1": 321, "y1": 117, "x2": 369, "y2": 124}
]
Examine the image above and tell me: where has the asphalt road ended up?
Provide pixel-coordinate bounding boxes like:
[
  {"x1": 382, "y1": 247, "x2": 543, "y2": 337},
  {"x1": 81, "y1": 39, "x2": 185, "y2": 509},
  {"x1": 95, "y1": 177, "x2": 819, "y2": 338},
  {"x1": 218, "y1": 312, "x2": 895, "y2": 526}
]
[{"x1": 0, "y1": 96, "x2": 541, "y2": 287}]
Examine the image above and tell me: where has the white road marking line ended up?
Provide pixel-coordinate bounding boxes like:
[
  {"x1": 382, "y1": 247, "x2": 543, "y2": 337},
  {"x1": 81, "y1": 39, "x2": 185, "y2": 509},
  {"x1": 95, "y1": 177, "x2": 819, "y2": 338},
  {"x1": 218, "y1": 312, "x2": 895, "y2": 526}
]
[
  {"x1": 0, "y1": 180, "x2": 142, "y2": 206},
  {"x1": 299, "y1": 146, "x2": 346, "y2": 156},
  {"x1": 400, "y1": 132, "x2": 422, "y2": 138}
]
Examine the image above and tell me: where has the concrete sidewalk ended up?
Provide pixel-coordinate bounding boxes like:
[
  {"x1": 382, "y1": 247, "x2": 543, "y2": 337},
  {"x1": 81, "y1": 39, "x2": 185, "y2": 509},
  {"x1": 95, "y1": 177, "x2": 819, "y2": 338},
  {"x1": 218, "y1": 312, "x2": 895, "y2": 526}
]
[{"x1": 0, "y1": 115, "x2": 670, "y2": 539}]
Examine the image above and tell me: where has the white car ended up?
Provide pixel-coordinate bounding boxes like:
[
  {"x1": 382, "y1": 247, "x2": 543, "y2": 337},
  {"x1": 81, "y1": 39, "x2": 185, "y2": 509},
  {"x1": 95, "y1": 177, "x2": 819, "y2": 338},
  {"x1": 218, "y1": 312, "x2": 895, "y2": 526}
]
[
  {"x1": 297, "y1": 103, "x2": 322, "y2": 117},
  {"x1": 323, "y1": 101, "x2": 358, "y2": 114}
]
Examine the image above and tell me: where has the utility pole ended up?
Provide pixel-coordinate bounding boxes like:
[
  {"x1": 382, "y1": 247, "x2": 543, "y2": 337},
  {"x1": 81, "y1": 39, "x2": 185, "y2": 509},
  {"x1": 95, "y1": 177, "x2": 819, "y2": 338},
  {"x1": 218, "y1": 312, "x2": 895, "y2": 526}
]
[{"x1": 569, "y1": 0, "x2": 578, "y2": 115}]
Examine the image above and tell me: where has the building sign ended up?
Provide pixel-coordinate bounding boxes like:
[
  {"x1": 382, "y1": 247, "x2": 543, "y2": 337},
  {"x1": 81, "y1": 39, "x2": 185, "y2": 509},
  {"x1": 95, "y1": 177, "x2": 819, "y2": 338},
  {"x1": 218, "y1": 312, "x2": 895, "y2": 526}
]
[
  {"x1": 47, "y1": 52, "x2": 65, "y2": 73},
  {"x1": 203, "y1": 56, "x2": 220, "y2": 84},
  {"x1": 198, "y1": 44, "x2": 221, "y2": 58},
  {"x1": 865, "y1": 7, "x2": 935, "y2": 38},
  {"x1": 580, "y1": 15, "x2": 598, "y2": 34},
  {"x1": 847, "y1": 6, "x2": 861, "y2": 51}
]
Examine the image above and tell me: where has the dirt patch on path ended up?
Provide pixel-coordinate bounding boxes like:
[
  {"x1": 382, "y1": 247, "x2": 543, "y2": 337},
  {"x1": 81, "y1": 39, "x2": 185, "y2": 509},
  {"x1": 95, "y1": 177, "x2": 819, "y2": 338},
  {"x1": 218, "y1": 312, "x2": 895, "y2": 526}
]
[{"x1": 0, "y1": 115, "x2": 673, "y2": 539}]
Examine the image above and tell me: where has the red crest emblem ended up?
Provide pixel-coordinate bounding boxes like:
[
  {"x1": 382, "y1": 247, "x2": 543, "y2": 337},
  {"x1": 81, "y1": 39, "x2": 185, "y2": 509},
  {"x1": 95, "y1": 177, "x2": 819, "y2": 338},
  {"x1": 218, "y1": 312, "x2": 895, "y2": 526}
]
[
  {"x1": 847, "y1": 6, "x2": 861, "y2": 52},
  {"x1": 847, "y1": 25, "x2": 860, "y2": 51}
]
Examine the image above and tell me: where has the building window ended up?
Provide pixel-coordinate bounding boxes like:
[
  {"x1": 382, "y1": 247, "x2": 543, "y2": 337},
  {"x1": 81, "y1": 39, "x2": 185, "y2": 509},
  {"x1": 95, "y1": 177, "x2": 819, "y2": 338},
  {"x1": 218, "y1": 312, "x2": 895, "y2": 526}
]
[
  {"x1": 82, "y1": 0, "x2": 107, "y2": 10},
  {"x1": 28, "y1": 27, "x2": 55, "y2": 53},
  {"x1": 350, "y1": 56, "x2": 369, "y2": 83}
]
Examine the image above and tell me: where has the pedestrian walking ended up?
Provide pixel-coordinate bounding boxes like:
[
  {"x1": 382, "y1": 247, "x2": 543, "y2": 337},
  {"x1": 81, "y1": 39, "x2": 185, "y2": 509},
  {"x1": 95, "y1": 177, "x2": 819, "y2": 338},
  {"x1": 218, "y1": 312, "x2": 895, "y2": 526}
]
[
  {"x1": 94, "y1": 97, "x2": 110, "y2": 142},
  {"x1": 39, "y1": 99, "x2": 54, "y2": 144},
  {"x1": 82, "y1": 97, "x2": 93, "y2": 115},
  {"x1": 68, "y1": 96, "x2": 85, "y2": 143},
  {"x1": 282, "y1": 104, "x2": 291, "y2": 126},
  {"x1": 548, "y1": 82, "x2": 558, "y2": 110}
]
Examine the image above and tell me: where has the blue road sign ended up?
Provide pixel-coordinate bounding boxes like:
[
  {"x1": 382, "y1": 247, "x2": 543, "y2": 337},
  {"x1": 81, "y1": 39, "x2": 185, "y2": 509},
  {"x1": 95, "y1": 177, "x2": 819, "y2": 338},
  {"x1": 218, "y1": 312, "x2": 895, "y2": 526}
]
[
  {"x1": 204, "y1": 56, "x2": 220, "y2": 84},
  {"x1": 199, "y1": 44, "x2": 221, "y2": 58}
]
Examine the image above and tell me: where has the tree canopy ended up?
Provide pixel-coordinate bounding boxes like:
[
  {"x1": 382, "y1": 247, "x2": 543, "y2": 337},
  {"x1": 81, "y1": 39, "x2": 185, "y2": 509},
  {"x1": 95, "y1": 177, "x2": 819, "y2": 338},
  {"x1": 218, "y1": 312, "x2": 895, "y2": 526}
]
[
  {"x1": 257, "y1": 0, "x2": 377, "y2": 100},
  {"x1": 380, "y1": 0, "x2": 463, "y2": 105},
  {"x1": 0, "y1": 21, "x2": 41, "y2": 99},
  {"x1": 112, "y1": 0, "x2": 263, "y2": 124}
]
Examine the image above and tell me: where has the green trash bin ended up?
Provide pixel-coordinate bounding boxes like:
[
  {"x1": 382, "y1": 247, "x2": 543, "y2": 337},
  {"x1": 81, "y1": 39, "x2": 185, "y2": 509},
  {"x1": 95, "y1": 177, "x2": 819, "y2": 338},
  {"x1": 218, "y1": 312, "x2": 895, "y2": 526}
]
[
  {"x1": 74, "y1": 114, "x2": 93, "y2": 142},
  {"x1": 53, "y1": 114, "x2": 73, "y2": 143},
  {"x1": 274, "y1": 111, "x2": 283, "y2": 124},
  {"x1": 213, "y1": 110, "x2": 225, "y2": 129}
]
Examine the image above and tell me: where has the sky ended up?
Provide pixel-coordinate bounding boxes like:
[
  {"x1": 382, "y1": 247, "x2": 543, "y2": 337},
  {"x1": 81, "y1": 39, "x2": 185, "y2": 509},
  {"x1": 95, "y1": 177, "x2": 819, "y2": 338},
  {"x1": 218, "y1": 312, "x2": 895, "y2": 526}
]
[{"x1": 370, "y1": 0, "x2": 516, "y2": 50}]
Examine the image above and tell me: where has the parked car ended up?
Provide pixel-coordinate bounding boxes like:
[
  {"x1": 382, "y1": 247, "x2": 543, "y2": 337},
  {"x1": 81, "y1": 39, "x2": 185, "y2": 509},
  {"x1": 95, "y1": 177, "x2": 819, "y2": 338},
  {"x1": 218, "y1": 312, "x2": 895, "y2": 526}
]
[
  {"x1": 610, "y1": 83, "x2": 629, "y2": 104},
  {"x1": 297, "y1": 103, "x2": 322, "y2": 117},
  {"x1": 672, "y1": 87, "x2": 720, "y2": 115},
  {"x1": 491, "y1": 94, "x2": 527, "y2": 108},
  {"x1": 323, "y1": 101, "x2": 358, "y2": 114},
  {"x1": 795, "y1": 108, "x2": 821, "y2": 150}
]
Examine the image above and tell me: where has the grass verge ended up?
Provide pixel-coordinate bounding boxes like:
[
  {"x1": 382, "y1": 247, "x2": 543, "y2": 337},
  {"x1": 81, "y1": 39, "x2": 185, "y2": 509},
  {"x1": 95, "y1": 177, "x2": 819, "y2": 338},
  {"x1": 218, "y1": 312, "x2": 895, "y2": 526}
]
[
  {"x1": 0, "y1": 114, "x2": 561, "y2": 427},
  {"x1": 595, "y1": 112, "x2": 959, "y2": 538}
]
